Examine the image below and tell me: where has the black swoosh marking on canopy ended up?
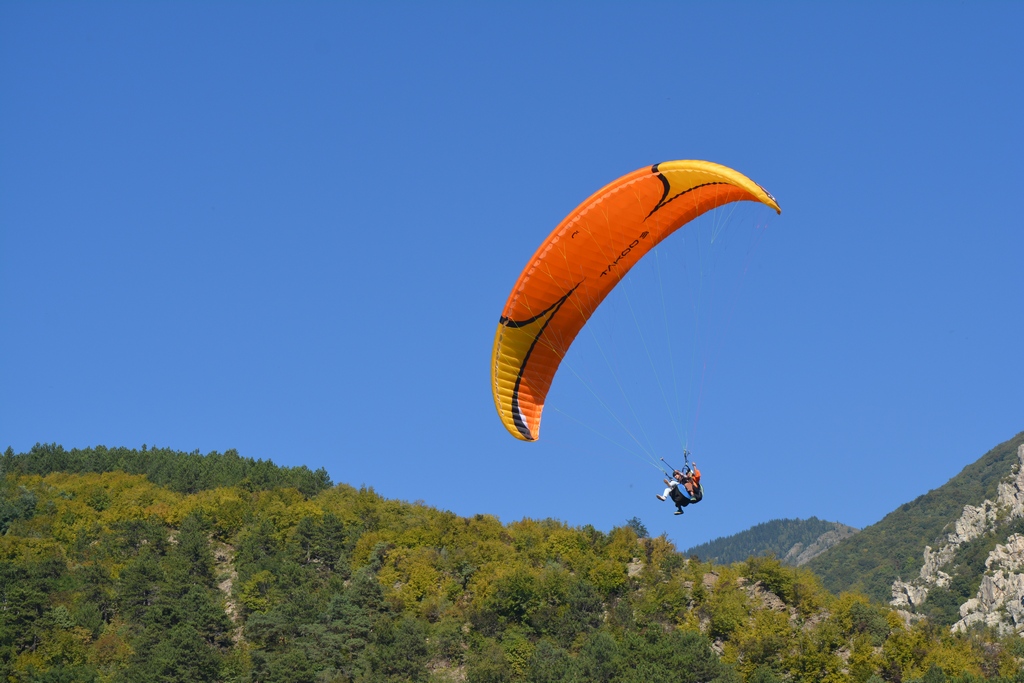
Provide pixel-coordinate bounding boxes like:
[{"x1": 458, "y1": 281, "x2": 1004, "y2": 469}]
[
  {"x1": 651, "y1": 164, "x2": 671, "y2": 217},
  {"x1": 645, "y1": 181, "x2": 729, "y2": 221},
  {"x1": 506, "y1": 281, "x2": 582, "y2": 440},
  {"x1": 499, "y1": 294, "x2": 568, "y2": 328}
]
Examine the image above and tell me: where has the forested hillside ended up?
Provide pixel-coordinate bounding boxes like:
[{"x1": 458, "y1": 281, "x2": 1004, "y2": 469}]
[
  {"x1": 1, "y1": 445, "x2": 1022, "y2": 682},
  {"x1": 684, "y1": 518, "x2": 858, "y2": 566},
  {"x1": 809, "y1": 432, "x2": 1024, "y2": 603},
  {"x1": 1, "y1": 443, "x2": 332, "y2": 496}
]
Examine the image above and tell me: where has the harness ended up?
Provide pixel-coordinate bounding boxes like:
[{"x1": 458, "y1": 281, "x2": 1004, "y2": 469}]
[
  {"x1": 660, "y1": 453, "x2": 704, "y2": 508},
  {"x1": 690, "y1": 482, "x2": 704, "y2": 503},
  {"x1": 669, "y1": 482, "x2": 703, "y2": 507},
  {"x1": 668, "y1": 486, "x2": 690, "y2": 507}
]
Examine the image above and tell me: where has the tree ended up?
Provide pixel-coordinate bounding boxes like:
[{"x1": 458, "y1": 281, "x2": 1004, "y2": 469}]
[{"x1": 624, "y1": 517, "x2": 648, "y2": 539}]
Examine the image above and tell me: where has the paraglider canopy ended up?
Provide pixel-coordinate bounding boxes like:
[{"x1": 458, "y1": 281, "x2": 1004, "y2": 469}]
[{"x1": 491, "y1": 160, "x2": 780, "y2": 441}]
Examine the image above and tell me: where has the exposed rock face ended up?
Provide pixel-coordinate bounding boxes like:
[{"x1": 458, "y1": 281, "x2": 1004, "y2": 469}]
[
  {"x1": 746, "y1": 580, "x2": 787, "y2": 612},
  {"x1": 952, "y1": 570, "x2": 1024, "y2": 634},
  {"x1": 214, "y1": 541, "x2": 244, "y2": 642},
  {"x1": 891, "y1": 580, "x2": 930, "y2": 610},
  {"x1": 781, "y1": 524, "x2": 860, "y2": 566},
  {"x1": 627, "y1": 557, "x2": 644, "y2": 577},
  {"x1": 953, "y1": 532, "x2": 1024, "y2": 635},
  {"x1": 986, "y1": 534, "x2": 1024, "y2": 572},
  {"x1": 890, "y1": 445, "x2": 1024, "y2": 635}
]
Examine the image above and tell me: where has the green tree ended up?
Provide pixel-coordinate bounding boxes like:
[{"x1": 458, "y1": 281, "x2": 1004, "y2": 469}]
[{"x1": 118, "y1": 624, "x2": 222, "y2": 683}]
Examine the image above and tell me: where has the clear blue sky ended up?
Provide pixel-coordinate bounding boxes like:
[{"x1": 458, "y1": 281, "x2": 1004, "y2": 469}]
[{"x1": 2, "y1": 2, "x2": 1022, "y2": 549}]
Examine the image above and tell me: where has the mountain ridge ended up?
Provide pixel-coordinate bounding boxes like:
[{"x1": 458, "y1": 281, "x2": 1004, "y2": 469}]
[
  {"x1": 683, "y1": 517, "x2": 859, "y2": 566},
  {"x1": 808, "y1": 431, "x2": 1024, "y2": 604}
]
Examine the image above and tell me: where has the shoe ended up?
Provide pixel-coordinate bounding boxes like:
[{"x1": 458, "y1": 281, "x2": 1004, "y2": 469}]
[
  {"x1": 674, "y1": 510, "x2": 684, "y2": 515},
  {"x1": 656, "y1": 495, "x2": 666, "y2": 501}
]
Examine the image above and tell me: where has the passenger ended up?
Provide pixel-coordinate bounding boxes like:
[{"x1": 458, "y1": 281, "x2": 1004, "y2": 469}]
[{"x1": 656, "y1": 470, "x2": 691, "y2": 515}]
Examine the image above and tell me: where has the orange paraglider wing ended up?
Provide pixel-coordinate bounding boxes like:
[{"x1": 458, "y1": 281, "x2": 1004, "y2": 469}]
[{"x1": 491, "y1": 160, "x2": 780, "y2": 441}]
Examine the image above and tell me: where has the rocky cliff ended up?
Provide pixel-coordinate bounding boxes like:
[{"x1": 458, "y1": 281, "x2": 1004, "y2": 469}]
[
  {"x1": 808, "y1": 432, "x2": 1024, "y2": 604},
  {"x1": 891, "y1": 444, "x2": 1024, "y2": 635}
]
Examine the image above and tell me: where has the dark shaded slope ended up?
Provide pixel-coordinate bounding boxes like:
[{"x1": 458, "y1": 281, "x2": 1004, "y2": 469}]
[
  {"x1": 807, "y1": 431, "x2": 1024, "y2": 602},
  {"x1": 683, "y1": 517, "x2": 856, "y2": 566}
]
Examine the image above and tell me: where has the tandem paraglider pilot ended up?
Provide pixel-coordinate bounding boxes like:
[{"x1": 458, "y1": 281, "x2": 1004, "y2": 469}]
[{"x1": 656, "y1": 461, "x2": 703, "y2": 516}]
